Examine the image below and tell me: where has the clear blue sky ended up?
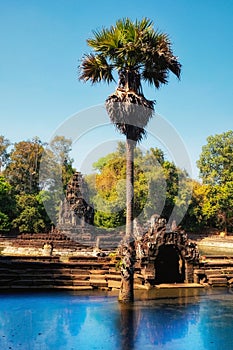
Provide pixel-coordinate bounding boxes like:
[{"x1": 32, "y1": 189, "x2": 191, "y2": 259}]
[{"x1": 0, "y1": 0, "x2": 232, "y2": 179}]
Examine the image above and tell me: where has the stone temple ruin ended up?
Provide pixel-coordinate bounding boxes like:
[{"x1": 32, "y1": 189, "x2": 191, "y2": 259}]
[
  {"x1": 57, "y1": 172, "x2": 200, "y2": 285},
  {"x1": 59, "y1": 171, "x2": 94, "y2": 226},
  {"x1": 58, "y1": 171, "x2": 95, "y2": 242}
]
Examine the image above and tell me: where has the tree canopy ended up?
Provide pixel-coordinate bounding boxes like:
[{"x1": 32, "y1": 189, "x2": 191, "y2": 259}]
[
  {"x1": 0, "y1": 130, "x2": 232, "y2": 234},
  {"x1": 80, "y1": 17, "x2": 181, "y2": 142},
  {"x1": 197, "y1": 131, "x2": 233, "y2": 233},
  {"x1": 80, "y1": 17, "x2": 181, "y2": 90},
  {"x1": 0, "y1": 136, "x2": 74, "y2": 234},
  {"x1": 85, "y1": 145, "x2": 191, "y2": 229},
  {"x1": 197, "y1": 130, "x2": 233, "y2": 185}
]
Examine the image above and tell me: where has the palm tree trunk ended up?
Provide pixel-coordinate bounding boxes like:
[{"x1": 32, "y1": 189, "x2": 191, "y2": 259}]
[
  {"x1": 118, "y1": 138, "x2": 135, "y2": 303},
  {"x1": 126, "y1": 138, "x2": 135, "y2": 238}
]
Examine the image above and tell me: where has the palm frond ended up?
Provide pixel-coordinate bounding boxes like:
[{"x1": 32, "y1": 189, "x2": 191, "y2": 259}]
[
  {"x1": 79, "y1": 53, "x2": 114, "y2": 84},
  {"x1": 142, "y1": 67, "x2": 168, "y2": 88},
  {"x1": 135, "y1": 17, "x2": 153, "y2": 31},
  {"x1": 168, "y1": 57, "x2": 181, "y2": 79},
  {"x1": 79, "y1": 17, "x2": 181, "y2": 91}
]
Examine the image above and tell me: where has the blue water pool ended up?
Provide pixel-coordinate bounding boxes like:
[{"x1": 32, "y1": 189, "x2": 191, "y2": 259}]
[{"x1": 0, "y1": 288, "x2": 233, "y2": 350}]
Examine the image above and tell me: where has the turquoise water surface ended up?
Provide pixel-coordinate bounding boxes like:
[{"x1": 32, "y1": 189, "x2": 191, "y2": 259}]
[{"x1": 0, "y1": 289, "x2": 233, "y2": 350}]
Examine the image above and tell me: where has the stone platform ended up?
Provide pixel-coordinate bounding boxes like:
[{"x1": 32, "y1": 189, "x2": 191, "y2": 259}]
[
  {"x1": 0, "y1": 253, "x2": 232, "y2": 291},
  {"x1": 0, "y1": 254, "x2": 148, "y2": 291},
  {"x1": 1, "y1": 228, "x2": 233, "y2": 291}
]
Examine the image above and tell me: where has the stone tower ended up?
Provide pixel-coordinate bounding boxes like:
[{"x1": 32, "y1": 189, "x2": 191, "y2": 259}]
[{"x1": 58, "y1": 171, "x2": 94, "y2": 228}]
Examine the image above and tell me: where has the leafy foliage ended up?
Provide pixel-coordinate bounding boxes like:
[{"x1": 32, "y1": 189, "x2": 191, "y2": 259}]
[
  {"x1": 196, "y1": 131, "x2": 233, "y2": 233},
  {"x1": 0, "y1": 212, "x2": 11, "y2": 232},
  {"x1": 80, "y1": 17, "x2": 181, "y2": 142},
  {"x1": 4, "y1": 137, "x2": 44, "y2": 194},
  {"x1": 197, "y1": 130, "x2": 233, "y2": 185},
  {"x1": 0, "y1": 176, "x2": 15, "y2": 232},
  {"x1": 0, "y1": 129, "x2": 232, "y2": 234},
  {"x1": 1, "y1": 136, "x2": 74, "y2": 234},
  {"x1": 85, "y1": 146, "x2": 190, "y2": 229},
  {"x1": 80, "y1": 18, "x2": 181, "y2": 90},
  {"x1": 12, "y1": 193, "x2": 51, "y2": 233},
  {"x1": 0, "y1": 135, "x2": 10, "y2": 171}
]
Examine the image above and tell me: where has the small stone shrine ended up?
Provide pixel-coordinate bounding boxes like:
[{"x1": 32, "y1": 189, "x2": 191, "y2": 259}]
[{"x1": 135, "y1": 215, "x2": 199, "y2": 284}]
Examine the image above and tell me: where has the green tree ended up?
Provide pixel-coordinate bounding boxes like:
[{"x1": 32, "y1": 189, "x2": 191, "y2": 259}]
[
  {"x1": 93, "y1": 153, "x2": 116, "y2": 172},
  {"x1": 39, "y1": 136, "x2": 74, "y2": 189},
  {"x1": 0, "y1": 176, "x2": 15, "y2": 232},
  {"x1": 197, "y1": 131, "x2": 233, "y2": 233},
  {"x1": 4, "y1": 137, "x2": 44, "y2": 194},
  {"x1": 88, "y1": 146, "x2": 191, "y2": 231},
  {"x1": 201, "y1": 183, "x2": 233, "y2": 234},
  {"x1": 0, "y1": 136, "x2": 10, "y2": 173},
  {"x1": 181, "y1": 180, "x2": 207, "y2": 232},
  {"x1": 49, "y1": 135, "x2": 74, "y2": 187},
  {"x1": 13, "y1": 193, "x2": 51, "y2": 233},
  {"x1": 92, "y1": 156, "x2": 126, "y2": 228},
  {"x1": 39, "y1": 136, "x2": 74, "y2": 226},
  {"x1": 79, "y1": 17, "x2": 181, "y2": 302},
  {"x1": 0, "y1": 212, "x2": 11, "y2": 233},
  {"x1": 197, "y1": 130, "x2": 233, "y2": 185}
]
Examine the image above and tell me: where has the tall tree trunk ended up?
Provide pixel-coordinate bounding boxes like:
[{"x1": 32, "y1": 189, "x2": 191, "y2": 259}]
[
  {"x1": 118, "y1": 138, "x2": 136, "y2": 303},
  {"x1": 126, "y1": 138, "x2": 134, "y2": 238}
]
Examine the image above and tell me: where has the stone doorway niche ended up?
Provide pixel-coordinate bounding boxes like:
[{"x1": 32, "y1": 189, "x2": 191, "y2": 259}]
[
  {"x1": 155, "y1": 244, "x2": 185, "y2": 284},
  {"x1": 136, "y1": 216, "x2": 199, "y2": 285}
]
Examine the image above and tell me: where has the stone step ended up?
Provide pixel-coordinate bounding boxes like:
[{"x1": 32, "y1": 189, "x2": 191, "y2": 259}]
[
  {"x1": 3, "y1": 278, "x2": 92, "y2": 286},
  {"x1": 105, "y1": 274, "x2": 121, "y2": 281},
  {"x1": 109, "y1": 268, "x2": 121, "y2": 274},
  {"x1": 72, "y1": 280, "x2": 92, "y2": 286},
  {"x1": 204, "y1": 261, "x2": 233, "y2": 267},
  {"x1": 108, "y1": 280, "x2": 121, "y2": 289},
  {"x1": 89, "y1": 269, "x2": 108, "y2": 275},
  {"x1": 89, "y1": 274, "x2": 106, "y2": 280},
  {"x1": 69, "y1": 256, "x2": 103, "y2": 261},
  {"x1": 70, "y1": 274, "x2": 90, "y2": 280},
  {"x1": 51, "y1": 275, "x2": 72, "y2": 280},
  {"x1": 0, "y1": 280, "x2": 18, "y2": 286},
  {"x1": 208, "y1": 277, "x2": 228, "y2": 286},
  {"x1": 205, "y1": 270, "x2": 226, "y2": 276},
  {"x1": 64, "y1": 261, "x2": 111, "y2": 268},
  {"x1": 90, "y1": 280, "x2": 108, "y2": 288},
  {"x1": 107, "y1": 280, "x2": 146, "y2": 290},
  {"x1": 9, "y1": 285, "x2": 55, "y2": 289},
  {"x1": 0, "y1": 256, "x2": 60, "y2": 262},
  {"x1": 222, "y1": 268, "x2": 233, "y2": 273},
  {"x1": 206, "y1": 273, "x2": 233, "y2": 279},
  {"x1": 54, "y1": 280, "x2": 74, "y2": 286},
  {"x1": 5, "y1": 279, "x2": 53, "y2": 286},
  {"x1": 70, "y1": 269, "x2": 91, "y2": 275},
  {"x1": 134, "y1": 283, "x2": 150, "y2": 290},
  {"x1": 0, "y1": 271, "x2": 74, "y2": 278},
  {"x1": 54, "y1": 285, "x2": 94, "y2": 290}
]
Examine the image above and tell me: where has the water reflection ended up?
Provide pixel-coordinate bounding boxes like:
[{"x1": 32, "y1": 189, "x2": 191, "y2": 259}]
[
  {"x1": 117, "y1": 293, "x2": 200, "y2": 350},
  {"x1": 118, "y1": 303, "x2": 137, "y2": 350},
  {"x1": 0, "y1": 289, "x2": 232, "y2": 349}
]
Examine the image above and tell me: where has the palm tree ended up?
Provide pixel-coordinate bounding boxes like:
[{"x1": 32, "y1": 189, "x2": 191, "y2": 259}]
[{"x1": 79, "y1": 18, "x2": 181, "y2": 302}]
